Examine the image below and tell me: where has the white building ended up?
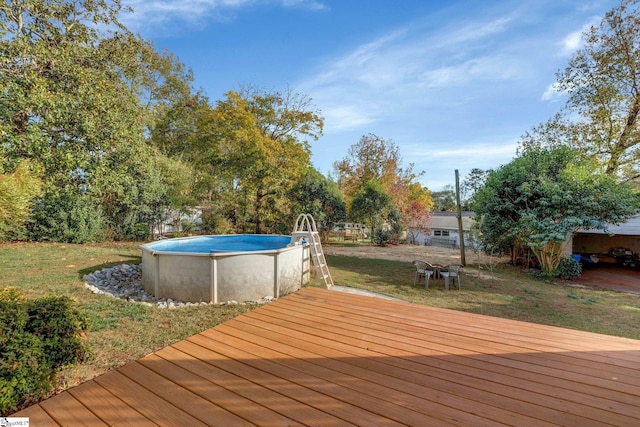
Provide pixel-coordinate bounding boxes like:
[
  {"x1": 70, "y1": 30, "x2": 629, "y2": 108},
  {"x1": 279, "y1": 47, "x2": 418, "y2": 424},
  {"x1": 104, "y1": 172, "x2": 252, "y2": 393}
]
[{"x1": 407, "y1": 212, "x2": 475, "y2": 248}]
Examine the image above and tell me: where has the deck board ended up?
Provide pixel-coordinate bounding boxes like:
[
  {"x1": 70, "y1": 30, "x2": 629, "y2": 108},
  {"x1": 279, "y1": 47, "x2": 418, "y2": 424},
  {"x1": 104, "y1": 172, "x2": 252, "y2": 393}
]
[{"x1": 14, "y1": 287, "x2": 640, "y2": 426}]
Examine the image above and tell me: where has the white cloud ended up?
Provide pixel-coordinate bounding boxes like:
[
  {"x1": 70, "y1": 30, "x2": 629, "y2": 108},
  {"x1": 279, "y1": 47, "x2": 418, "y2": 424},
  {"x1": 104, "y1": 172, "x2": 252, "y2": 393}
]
[
  {"x1": 440, "y1": 16, "x2": 514, "y2": 48},
  {"x1": 557, "y1": 17, "x2": 600, "y2": 56},
  {"x1": 281, "y1": 0, "x2": 328, "y2": 11},
  {"x1": 121, "y1": 0, "x2": 251, "y2": 29},
  {"x1": 323, "y1": 105, "x2": 377, "y2": 132},
  {"x1": 121, "y1": 0, "x2": 327, "y2": 32},
  {"x1": 541, "y1": 81, "x2": 566, "y2": 102},
  {"x1": 297, "y1": 12, "x2": 525, "y2": 129},
  {"x1": 409, "y1": 143, "x2": 519, "y2": 162}
]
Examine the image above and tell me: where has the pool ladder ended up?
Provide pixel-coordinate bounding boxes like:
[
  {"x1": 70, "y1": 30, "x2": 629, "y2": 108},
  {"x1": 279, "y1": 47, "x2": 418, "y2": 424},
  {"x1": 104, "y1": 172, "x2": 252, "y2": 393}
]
[{"x1": 291, "y1": 214, "x2": 334, "y2": 288}]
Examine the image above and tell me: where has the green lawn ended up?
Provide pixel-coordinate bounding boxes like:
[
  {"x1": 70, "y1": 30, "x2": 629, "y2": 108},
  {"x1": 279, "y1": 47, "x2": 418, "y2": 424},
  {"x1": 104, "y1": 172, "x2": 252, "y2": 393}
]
[
  {"x1": 0, "y1": 242, "x2": 253, "y2": 390},
  {"x1": 2, "y1": 241, "x2": 639, "y2": 394}
]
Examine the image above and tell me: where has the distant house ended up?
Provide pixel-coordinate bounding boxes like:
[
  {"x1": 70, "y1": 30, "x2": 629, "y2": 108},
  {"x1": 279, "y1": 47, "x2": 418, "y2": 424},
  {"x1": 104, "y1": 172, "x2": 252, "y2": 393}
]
[
  {"x1": 569, "y1": 214, "x2": 640, "y2": 264},
  {"x1": 331, "y1": 222, "x2": 369, "y2": 241},
  {"x1": 153, "y1": 207, "x2": 203, "y2": 238},
  {"x1": 408, "y1": 211, "x2": 475, "y2": 248}
]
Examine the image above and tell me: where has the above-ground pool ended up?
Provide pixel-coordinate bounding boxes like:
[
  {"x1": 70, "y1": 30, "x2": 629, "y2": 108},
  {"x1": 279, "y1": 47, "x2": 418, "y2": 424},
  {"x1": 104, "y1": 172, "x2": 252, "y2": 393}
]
[{"x1": 140, "y1": 234, "x2": 310, "y2": 303}]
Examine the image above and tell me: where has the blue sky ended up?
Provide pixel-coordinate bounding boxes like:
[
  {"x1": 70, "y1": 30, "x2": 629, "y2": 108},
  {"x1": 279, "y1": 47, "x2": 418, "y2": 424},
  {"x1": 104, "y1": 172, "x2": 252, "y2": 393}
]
[{"x1": 120, "y1": 0, "x2": 616, "y2": 191}]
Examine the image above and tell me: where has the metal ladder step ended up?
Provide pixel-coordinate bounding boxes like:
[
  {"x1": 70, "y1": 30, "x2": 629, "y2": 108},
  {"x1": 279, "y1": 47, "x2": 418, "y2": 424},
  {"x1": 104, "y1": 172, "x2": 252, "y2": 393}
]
[{"x1": 292, "y1": 214, "x2": 333, "y2": 288}]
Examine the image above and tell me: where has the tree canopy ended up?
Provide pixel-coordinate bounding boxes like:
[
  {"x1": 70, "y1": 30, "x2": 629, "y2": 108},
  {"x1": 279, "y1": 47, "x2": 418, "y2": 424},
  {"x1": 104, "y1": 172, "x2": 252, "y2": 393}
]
[
  {"x1": 0, "y1": 160, "x2": 42, "y2": 240},
  {"x1": 176, "y1": 87, "x2": 324, "y2": 234},
  {"x1": 288, "y1": 168, "x2": 346, "y2": 239},
  {"x1": 521, "y1": 0, "x2": 640, "y2": 182},
  {"x1": 0, "y1": 0, "x2": 200, "y2": 241},
  {"x1": 2, "y1": 1, "x2": 440, "y2": 242},
  {"x1": 473, "y1": 147, "x2": 639, "y2": 274},
  {"x1": 333, "y1": 134, "x2": 432, "y2": 235},
  {"x1": 349, "y1": 180, "x2": 394, "y2": 242}
]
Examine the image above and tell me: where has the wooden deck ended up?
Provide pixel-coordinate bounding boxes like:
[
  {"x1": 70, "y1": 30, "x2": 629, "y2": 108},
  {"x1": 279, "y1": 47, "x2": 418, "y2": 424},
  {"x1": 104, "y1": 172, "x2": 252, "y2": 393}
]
[{"x1": 16, "y1": 287, "x2": 640, "y2": 426}]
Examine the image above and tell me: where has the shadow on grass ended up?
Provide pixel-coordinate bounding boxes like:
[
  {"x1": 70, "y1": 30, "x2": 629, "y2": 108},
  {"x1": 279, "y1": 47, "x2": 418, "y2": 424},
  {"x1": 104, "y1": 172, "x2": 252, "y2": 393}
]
[{"x1": 326, "y1": 255, "x2": 415, "y2": 291}]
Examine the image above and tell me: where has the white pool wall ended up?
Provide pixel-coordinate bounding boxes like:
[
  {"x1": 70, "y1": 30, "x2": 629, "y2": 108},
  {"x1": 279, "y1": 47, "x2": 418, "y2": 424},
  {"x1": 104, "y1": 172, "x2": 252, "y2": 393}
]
[{"x1": 140, "y1": 235, "x2": 311, "y2": 303}]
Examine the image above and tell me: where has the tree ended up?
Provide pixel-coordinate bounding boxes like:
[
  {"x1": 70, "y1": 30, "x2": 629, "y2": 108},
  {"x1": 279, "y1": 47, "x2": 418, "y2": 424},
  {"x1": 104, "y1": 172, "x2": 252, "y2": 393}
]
[
  {"x1": 461, "y1": 168, "x2": 490, "y2": 207},
  {"x1": 431, "y1": 185, "x2": 457, "y2": 212},
  {"x1": 349, "y1": 180, "x2": 393, "y2": 244},
  {"x1": 0, "y1": 160, "x2": 42, "y2": 240},
  {"x1": 404, "y1": 200, "x2": 431, "y2": 244},
  {"x1": 525, "y1": 0, "x2": 640, "y2": 181},
  {"x1": 473, "y1": 147, "x2": 639, "y2": 275},
  {"x1": 0, "y1": 0, "x2": 198, "y2": 241},
  {"x1": 205, "y1": 88, "x2": 323, "y2": 234},
  {"x1": 333, "y1": 133, "x2": 431, "y2": 236},
  {"x1": 288, "y1": 168, "x2": 346, "y2": 240}
]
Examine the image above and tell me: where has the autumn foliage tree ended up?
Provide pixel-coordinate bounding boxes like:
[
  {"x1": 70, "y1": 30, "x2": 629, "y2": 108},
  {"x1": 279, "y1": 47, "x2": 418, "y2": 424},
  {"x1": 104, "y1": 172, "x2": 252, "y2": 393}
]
[
  {"x1": 0, "y1": 160, "x2": 42, "y2": 240},
  {"x1": 194, "y1": 88, "x2": 323, "y2": 234},
  {"x1": 333, "y1": 134, "x2": 432, "y2": 233}
]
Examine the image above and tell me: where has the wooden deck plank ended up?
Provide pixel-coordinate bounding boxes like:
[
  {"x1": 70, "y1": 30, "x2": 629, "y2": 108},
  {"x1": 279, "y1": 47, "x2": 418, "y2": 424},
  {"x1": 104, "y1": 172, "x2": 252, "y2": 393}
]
[
  {"x1": 213, "y1": 318, "x2": 636, "y2": 426},
  {"x1": 93, "y1": 369, "x2": 208, "y2": 427},
  {"x1": 296, "y1": 288, "x2": 640, "y2": 360},
  {"x1": 232, "y1": 307, "x2": 613, "y2": 426},
  {"x1": 285, "y1": 290, "x2": 640, "y2": 380},
  {"x1": 292, "y1": 290, "x2": 638, "y2": 412},
  {"x1": 239, "y1": 296, "x2": 633, "y2": 422},
  {"x1": 139, "y1": 353, "x2": 305, "y2": 427},
  {"x1": 152, "y1": 345, "x2": 313, "y2": 427},
  {"x1": 166, "y1": 340, "x2": 357, "y2": 427},
  {"x1": 191, "y1": 329, "x2": 453, "y2": 427},
  {"x1": 183, "y1": 334, "x2": 400, "y2": 426},
  {"x1": 13, "y1": 287, "x2": 640, "y2": 426},
  {"x1": 271, "y1": 294, "x2": 640, "y2": 394},
  {"x1": 117, "y1": 360, "x2": 254, "y2": 426},
  {"x1": 38, "y1": 392, "x2": 108, "y2": 426},
  {"x1": 12, "y1": 403, "x2": 60, "y2": 426},
  {"x1": 205, "y1": 323, "x2": 516, "y2": 427},
  {"x1": 67, "y1": 380, "x2": 156, "y2": 426}
]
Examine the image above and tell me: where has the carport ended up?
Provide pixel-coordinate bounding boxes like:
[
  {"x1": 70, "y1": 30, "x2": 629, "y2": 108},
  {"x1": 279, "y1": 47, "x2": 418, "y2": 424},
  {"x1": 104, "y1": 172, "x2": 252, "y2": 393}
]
[{"x1": 570, "y1": 214, "x2": 640, "y2": 293}]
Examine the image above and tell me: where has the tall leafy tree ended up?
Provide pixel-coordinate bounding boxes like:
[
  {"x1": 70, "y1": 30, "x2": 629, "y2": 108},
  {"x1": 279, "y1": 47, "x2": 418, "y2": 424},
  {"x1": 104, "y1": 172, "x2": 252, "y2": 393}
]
[
  {"x1": 430, "y1": 186, "x2": 457, "y2": 212},
  {"x1": 0, "y1": 160, "x2": 42, "y2": 240},
  {"x1": 461, "y1": 168, "x2": 490, "y2": 207},
  {"x1": 333, "y1": 133, "x2": 431, "y2": 231},
  {"x1": 206, "y1": 88, "x2": 323, "y2": 234},
  {"x1": 349, "y1": 180, "x2": 393, "y2": 241},
  {"x1": 522, "y1": 0, "x2": 640, "y2": 181},
  {"x1": 473, "y1": 147, "x2": 638, "y2": 274},
  {"x1": 288, "y1": 168, "x2": 346, "y2": 240},
  {"x1": 0, "y1": 0, "x2": 197, "y2": 241}
]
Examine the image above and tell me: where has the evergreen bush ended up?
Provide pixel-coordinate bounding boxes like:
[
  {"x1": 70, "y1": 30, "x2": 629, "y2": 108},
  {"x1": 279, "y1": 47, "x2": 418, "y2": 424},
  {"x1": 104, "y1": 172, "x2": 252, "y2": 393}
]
[
  {"x1": 555, "y1": 257, "x2": 583, "y2": 280},
  {"x1": 0, "y1": 289, "x2": 91, "y2": 415}
]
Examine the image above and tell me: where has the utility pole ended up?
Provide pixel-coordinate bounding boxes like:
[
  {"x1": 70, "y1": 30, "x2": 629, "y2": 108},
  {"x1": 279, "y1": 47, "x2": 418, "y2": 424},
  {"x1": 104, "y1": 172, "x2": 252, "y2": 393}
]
[{"x1": 455, "y1": 169, "x2": 466, "y2": 266}]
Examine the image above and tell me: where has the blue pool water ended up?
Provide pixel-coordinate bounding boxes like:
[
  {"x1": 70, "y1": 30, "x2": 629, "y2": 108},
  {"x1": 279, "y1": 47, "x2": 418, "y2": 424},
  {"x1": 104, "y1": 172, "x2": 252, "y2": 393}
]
[{"x1": 146, "y1": 234, "x2": 292, "y2": 253}]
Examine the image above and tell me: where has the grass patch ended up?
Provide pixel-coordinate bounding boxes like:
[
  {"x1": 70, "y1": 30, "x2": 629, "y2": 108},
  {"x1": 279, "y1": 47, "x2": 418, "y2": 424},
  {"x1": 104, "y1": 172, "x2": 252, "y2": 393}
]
[
  {"x1": 0, "y1": 242, "x2": 254, "y2": 391},
  {"x1": 326, "y1": 254, "x2": 640, "y2": 340}
]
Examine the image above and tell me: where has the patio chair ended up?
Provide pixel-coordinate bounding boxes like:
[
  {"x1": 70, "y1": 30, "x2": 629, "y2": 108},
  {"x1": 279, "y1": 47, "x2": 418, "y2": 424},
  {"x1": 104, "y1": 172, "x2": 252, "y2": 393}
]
[
  {"x1": 440, "y1": 264, "x2": 463, "y2": 290},
  {"x1": 412, "y1": 260, "x2": 435, "y2": 288}
]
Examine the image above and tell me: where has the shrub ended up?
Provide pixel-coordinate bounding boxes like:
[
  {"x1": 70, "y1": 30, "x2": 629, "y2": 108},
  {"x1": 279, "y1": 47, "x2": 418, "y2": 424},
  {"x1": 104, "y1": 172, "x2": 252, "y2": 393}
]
[
  {"x1": 0, "y1": 331, "x2": 52, "y2": 413},
  {"x1": 0, "y1": 289, "x2": 91, "y2": 415},
  {"x1": 29, "y1": 191, "x2": 106, "y2": 243},
  {"x1": 26, "y1": 296, "x2": 92, "y2": 366},
  {"x1": 555, "y1": 257, "x2": 583, "y2": 280},
  {"x1": 372, "y1": 229, "x2": 392, "y2": 246}
]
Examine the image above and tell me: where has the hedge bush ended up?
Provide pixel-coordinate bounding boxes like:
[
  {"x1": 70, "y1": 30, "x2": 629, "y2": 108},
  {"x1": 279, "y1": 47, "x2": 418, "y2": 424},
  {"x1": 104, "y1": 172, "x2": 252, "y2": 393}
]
[
  {"x1": 555, "y1": 257, "x2": 583, "y2": 280},
  {"x1": 0, "y1": 288, "x2": 91, "y2": 415}
]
